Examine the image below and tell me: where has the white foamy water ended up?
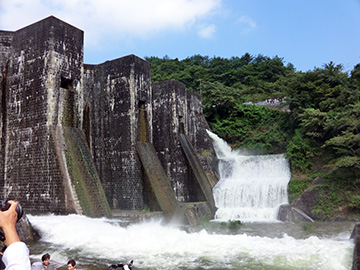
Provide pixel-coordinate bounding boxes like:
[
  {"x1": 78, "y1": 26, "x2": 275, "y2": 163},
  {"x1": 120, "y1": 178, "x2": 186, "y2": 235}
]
[
  {"x1": 27, "y1": 214, "x2": 354, "y2": 270},
  {"x1": 26, "y1": 131, "x2": 354, "y2": 269},
  {"x1": 207, "y1": 130, "x2": 291, "y2": 222}
]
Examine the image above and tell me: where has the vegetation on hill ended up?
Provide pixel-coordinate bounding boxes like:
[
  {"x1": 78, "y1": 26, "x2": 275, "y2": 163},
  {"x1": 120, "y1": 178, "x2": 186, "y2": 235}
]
[{"x1": 146, "y1": 54, "x2": 360, "y2": 220}]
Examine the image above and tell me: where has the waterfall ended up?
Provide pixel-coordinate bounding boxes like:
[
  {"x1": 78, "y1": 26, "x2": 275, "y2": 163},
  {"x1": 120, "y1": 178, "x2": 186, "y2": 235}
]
[{"x1": 207, "y1": 130, "x2": 291, "y2": 222}]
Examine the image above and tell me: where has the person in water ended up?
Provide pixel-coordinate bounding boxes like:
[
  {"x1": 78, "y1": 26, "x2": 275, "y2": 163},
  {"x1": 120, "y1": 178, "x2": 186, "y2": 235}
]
[
  {"x1": 121, "y1": 263, "x2": 132, "y2": 270},
  {"x1": 31, "y1": 253, "x2": 54, "y2": 270},
  {"x1": 67, "y1": 260, "x2": 76, "y2": 270},
  {"x1": 108, "y1": 260, "x2": 133, "y2": 270},
  {"x1": 0, "y1": 200, "x2": 31, "y2": 270}
]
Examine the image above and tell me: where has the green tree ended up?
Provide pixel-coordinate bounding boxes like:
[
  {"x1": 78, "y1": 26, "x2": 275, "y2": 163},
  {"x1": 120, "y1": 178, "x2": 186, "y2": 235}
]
[
  {"x1": 286, "y1": 129, "x2": 314, "y2": 172},
  {"x1": 323, "y1": 103, "x2": 360, "y2": 176},
  {"x1": 285, "y1": 62, "x2": 353, "y2": 116}
]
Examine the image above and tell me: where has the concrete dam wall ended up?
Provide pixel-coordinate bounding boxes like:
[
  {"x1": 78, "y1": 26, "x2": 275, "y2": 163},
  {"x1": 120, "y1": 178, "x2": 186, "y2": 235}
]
[{"x1": 0, "y1": 16, "x2": 218, "y2": 221}]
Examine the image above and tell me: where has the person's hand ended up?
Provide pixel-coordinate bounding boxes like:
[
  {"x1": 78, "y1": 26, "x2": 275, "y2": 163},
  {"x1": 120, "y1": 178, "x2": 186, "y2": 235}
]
[
  {"x1": 0, "y1": 201, "x2": 18, "y2": 228},
  {"x1": 0, "y1": 201, "x2": 20, "y2": 246}
]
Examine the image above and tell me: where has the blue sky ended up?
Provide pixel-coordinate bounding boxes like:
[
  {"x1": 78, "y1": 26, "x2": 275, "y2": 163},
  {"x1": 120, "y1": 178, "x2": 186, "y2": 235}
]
[{"x1": 1, "y1": 0, "x2": 359, "y2": 72}]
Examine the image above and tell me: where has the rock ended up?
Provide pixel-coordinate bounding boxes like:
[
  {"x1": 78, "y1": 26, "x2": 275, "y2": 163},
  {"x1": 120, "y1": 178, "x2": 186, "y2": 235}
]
[
  {"x1": 292, "y1": 177, "x2": 327, "y2": 221},
  {"x1": 277, "y1": 204, "x2": 314, "y2": 222},
  {"x1": 0, "y1": 214, "x2": 38, "y2": 248},
  {"x1": 16, "y1": 215, "x2": 39, "y2": 242}
]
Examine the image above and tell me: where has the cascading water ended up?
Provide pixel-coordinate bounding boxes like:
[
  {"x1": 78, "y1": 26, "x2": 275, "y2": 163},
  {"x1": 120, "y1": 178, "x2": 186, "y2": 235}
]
[
  {"x1": 25, "y1": 131, "x2": 355, "y2": 270},
  {"x1": 207, "y1": 130, "x2": 291, "y2": 222}
]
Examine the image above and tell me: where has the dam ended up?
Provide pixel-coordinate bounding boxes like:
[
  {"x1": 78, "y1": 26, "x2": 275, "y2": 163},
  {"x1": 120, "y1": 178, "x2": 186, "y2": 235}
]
[{"x1": 0, "y1": 16, "x2": 218, "y2": 223}]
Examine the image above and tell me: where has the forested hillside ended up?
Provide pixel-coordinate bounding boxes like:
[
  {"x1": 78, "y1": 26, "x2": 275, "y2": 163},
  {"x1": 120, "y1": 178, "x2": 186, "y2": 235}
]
[{"x1": 146, "y1": 54, "x2": 360, "y2": 219}]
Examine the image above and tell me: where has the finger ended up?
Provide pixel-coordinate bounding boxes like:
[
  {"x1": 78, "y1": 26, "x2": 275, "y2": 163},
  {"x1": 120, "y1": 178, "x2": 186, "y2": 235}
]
[{"x1": 6, "y1": 201, "x2": 18, "y2": 212}]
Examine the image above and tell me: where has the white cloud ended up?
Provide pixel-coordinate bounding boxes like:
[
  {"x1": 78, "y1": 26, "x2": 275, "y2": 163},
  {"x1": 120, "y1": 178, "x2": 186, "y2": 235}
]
[
  {"x1": 0, "y1": 0, "x2": 222, "y2": 46},
  {"x1": 198, "y1": 24, "x2": 216, "y2": 38},
  {"x1": 237, "y1": 15, "x2": 257, "y2": 34}
]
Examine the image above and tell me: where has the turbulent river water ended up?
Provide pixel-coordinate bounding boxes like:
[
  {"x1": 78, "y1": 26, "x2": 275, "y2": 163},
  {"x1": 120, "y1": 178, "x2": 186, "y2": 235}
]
[
  {"x1": 27, "y1": 215, "x2": 355, "y2": 270},
  {"x1": 26, "y1": 131, "x2": 355, "y2": 270}
]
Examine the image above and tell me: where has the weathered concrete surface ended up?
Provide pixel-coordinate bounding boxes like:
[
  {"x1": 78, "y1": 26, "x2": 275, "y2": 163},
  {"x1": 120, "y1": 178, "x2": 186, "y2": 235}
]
[
  {"x1": 136, "y1": 141, "x2": 215, "y2": 225},
  {"x1": 0, "y1": 31, "x2": 14, "y2": 188},
  {"x1": 0, "y1": 16, "x2": 110, "y2": 217},
  {"x1": 83, "y1": 55, "x2": 152, "y2": 210},
  {"x1": 179, "y1": 133, "x2": 216, "y2": 215},
  {"x1": 1, "y1": 17, "x2": 219, "y2": 219},
  {"x1": 136, "y1": 142, "x2": 180, "y2": 219},
  {"x1": 1, "y1": 16, "x2": 87, "y2": 214},
  {"x1": 152, "y1": 80, "x2": 218, "y2": 204},
  {"x1": 60, "y1": 127, "x2": 111, "y2": 217}
]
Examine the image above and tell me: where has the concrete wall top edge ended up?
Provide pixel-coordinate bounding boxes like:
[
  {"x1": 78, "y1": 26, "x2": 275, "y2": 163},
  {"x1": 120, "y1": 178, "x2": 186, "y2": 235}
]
[
  {"x1": 84, "y1": 64, "x2": 97, "y2": 70},
  {"x1": 5, "y1": 17, "x2": 153, "y2": 74},
  {"x1": 0, "y1": 30, "x2": 15, "y2": 35},
  {"x1": 11, "y1": 16, "x2": 84, "y2": 53},
  {"x1": 9, "y1": 15, "x2": 84, "y2": 69},
  {"x1": 15, "y1": 15, "x2": 84, "y2": 35},
  {"x1": 84, "y1": 54, "x2": 151, "y2": 76},
  {"x1": 99, "y1": 54, "x2": 150, "y2": 68}
]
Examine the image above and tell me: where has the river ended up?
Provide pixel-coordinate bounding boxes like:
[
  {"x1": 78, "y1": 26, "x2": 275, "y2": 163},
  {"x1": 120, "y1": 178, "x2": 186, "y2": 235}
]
[
  {"x1": 27, "y1": 215, "x2": 355, "y2": 270},
  {"x1": 26, "y1": 131, "x2": 355, "y2": 269}
]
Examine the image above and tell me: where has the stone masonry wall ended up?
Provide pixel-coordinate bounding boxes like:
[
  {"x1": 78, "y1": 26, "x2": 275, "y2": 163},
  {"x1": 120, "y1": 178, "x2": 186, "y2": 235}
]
[
  {"x1": 3, "y1": 16, "x2": 84, "y2": 213},
  {"x1": 186, "y1": 92, "x2": 214, "y2": 154},
  {"x1": 1, "y1": 16, "x2": 218, "y2": 215},
  {"x1": 0, "y1": 31, "x2": 14, "y2": 189},
  {"x1": 152, "y1": 80, "x2": 191, "y2": 201},
  {"x1": 186, "y1": 92, "x2": 218, "y2": 178},
  {"x1": 151, "y1": 80, "x2": 217, "y2": 202},
  {"x1": 84, "y1": 55, "x2": 152, "y2": 210}
]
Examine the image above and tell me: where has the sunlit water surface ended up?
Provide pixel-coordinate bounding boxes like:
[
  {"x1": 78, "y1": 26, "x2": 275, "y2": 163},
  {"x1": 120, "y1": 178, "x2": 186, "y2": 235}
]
[{"x1": 27, "y1": 214, "x2": 355, "y2": 270}]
